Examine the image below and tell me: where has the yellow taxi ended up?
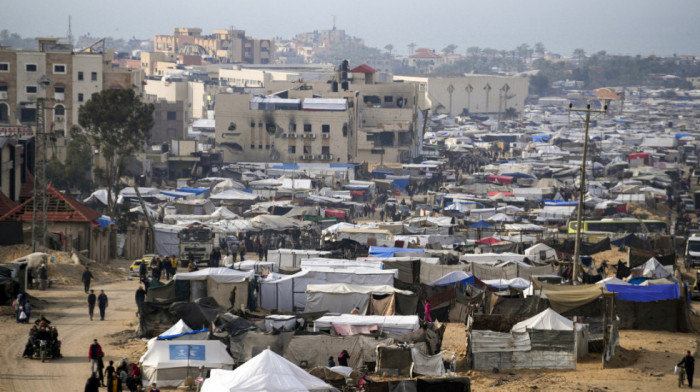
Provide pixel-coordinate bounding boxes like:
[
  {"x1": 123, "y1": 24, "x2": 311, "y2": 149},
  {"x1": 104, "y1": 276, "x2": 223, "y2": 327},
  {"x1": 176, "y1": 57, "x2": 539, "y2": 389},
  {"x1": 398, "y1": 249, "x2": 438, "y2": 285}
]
[{"x1": 129, "y1": 254, "x2": 158, "y2": 276}]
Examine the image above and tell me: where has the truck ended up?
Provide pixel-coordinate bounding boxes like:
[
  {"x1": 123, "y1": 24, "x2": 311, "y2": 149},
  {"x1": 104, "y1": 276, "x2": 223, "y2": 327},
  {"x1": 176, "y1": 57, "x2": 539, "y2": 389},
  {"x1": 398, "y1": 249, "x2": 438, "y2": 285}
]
[
  {"x1": 694, "y1": 191, "x2": 700, "y2": 214},
  {"x1": 178, "y1": 225, "x2": 217, "y2": 266},
  {"x1": 685, "y1": 234, "x2": 700, "y2": 269}
]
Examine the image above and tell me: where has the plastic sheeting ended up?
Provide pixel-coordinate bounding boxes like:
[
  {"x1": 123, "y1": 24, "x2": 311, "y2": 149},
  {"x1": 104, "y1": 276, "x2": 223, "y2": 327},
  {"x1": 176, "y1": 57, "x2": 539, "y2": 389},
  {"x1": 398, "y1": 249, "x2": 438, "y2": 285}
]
[
  {"x1": 606, "y1": 283, "x2": 679, "y2": 302},
  {"x1": 369, "y1": 246, "x2": 424, "y2": 258},
  {"x1": 314, "y1": 314, "x2": 420, "y2": 335},
  {"x1": 511, "y1": 308, "x2": 573, "y2": 333},
  {"x1": 141, "y1": 340, "x2": 234, "y2": 388},
  {"x1": 174, "y1": 267, "x2": 254, "y2": 283},
  {"x1": 201, "y1": 349, "x2": 333, "y2": 392},
  {"x1": 426, "y1": 271, "x2": 473, "y2": 287},
  {"x1": 411, "y1": 348, "x2": 445, "y2": 376}
]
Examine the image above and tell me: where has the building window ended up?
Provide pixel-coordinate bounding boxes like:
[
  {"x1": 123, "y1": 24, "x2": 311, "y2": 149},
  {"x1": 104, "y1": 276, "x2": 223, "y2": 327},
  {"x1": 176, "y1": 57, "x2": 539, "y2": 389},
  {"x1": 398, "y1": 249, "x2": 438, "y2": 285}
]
[
  {"x1": 78, "y1": 71, "x2": 84, "y2": 81},
  {"x1": 258, "y1": 144, "x2": 262, "y2": 149},
  {"x1": 303, "y1": 145, "x2": 312, "y2": 154},
  {"x1": 342, "y1": 124, "x2": 348, "y2": 137},
  {"x1": 26, "y1": 64, "x2": 37, "y2": 72},
  {"x1": 78, "y1": 93, "x2": 84, "y2": 102},
  {"x1": 26, "y1": 86, "x2": 37, "y2": 93},
  {"x1": 266, "y1": 123, "x2": 276, "y2": 134},
  {"x1": 91, "y1": 72, "x2": 97, "y2": 81},
  {"x1": 265, "y1": 145, "x2": 270, "y2": 150},
  {"x1": 55, "y1": 86, "x2": 65, "y2": 93},
  {"x1": 53, "y1": 64, "x2": 66, "y2": 74},
  {"x1": 20, "y1": 108, "x2": 35, "y2": 122},
  {"x1": 0, "y1": 103, "x2": 9, "y2": 123},
  {"x1": 322, "y1": 146, "x2": 330, "y2": 155},
  {"x1": 288, "y1": 146, "x2": 296, "y2": 154},
  {"x1": 0, "y1": 63, "x2": 9, "y2": 72},
  {"x1": 250, "y1": 144, "x2": 255, "y2": 149},
  {"x1": 303, "y1": 124, "x2": 311, "y2": 133},
  {"x1": 322, "y1": 124, "x2": 330, "y2": 133},
  {"x1": 54, "y1": 105, "x2": 65, "y2": 116},
  {"x1": 384, "y1": 95, "x2": 393, "y2": 103},
  {"x1": 250, "y1": 121, "x2": 255, "y2": 128},
  {"x1": 228, "y1": 123, "x2": 236, "y2": 131},
  {"x1": 289, "y1": 123, "x2": 296, "y2": 132},
  {"x1": 166, "y1": 111, "x2": 176, "y2": 121}
]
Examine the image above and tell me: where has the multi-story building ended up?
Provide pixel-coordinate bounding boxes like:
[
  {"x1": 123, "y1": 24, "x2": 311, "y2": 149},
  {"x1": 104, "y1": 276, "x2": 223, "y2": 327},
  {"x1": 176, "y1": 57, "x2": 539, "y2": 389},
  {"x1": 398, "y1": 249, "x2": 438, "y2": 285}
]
[
  {"x1": 215, "y1": 63, "x2": 422, "y2": 164},
  {"x1": 393, "y1": 74, "x2": 529, "y2": 116},
  {"x1": 153, "y1": 28, "x2": 274, "y2": 65},
  {"x1": 0, "y1": 38, "x2": 143, "y2": 162}
]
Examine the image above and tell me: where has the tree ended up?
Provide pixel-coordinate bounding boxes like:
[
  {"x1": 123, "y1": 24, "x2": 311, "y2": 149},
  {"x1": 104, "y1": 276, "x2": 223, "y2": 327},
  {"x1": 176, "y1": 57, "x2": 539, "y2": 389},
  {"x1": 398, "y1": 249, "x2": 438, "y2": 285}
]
[
  {"x1": 529, "y1": 74, "x2": 550, "y2": 96},
  {"x1": 504, "y1": 107, "x2": 518, "y2": 120},
  {"x1": 75, "y1": 89, "x2": 154, "y2": 219},
  {"x1": 573, "y1": 48, "x2": 586, "y2": 65},
  {"x1": 442, "y1": 44, "x2": 458, "y2": 55},
  {"x1": 467, "y1": 46, "x2": 480, "y2": 57},
  {"x1": 534, "y1": 42, "x2": 546, "y2": 57},
  {"x1": 384, "y1": 44, "x2": 393, "y2": 55},
  {"x1": 407, "y1": 42, "x2": 417, "y2": 56},
  {"x1": 45, "y1": 135, "x2": 94, "y2": 193},
  {"x1": 516, "y1": 43, "x2": 530, "y2": 60}
]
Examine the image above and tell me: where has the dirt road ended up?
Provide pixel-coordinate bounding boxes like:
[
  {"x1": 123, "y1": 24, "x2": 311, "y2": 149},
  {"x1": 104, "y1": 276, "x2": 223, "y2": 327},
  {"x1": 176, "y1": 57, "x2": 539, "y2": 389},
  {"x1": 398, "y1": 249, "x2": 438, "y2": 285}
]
[{"x1": 0, "y1": 277, "x2": 140, "y2": 392}]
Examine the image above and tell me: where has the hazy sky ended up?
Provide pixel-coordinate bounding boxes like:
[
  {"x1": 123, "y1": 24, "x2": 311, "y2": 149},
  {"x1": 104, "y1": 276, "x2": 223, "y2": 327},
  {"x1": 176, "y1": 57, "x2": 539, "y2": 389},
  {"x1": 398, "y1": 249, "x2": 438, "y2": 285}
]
[{"x1": 6, "y1": 0, "x2": 700, "y2": 57}]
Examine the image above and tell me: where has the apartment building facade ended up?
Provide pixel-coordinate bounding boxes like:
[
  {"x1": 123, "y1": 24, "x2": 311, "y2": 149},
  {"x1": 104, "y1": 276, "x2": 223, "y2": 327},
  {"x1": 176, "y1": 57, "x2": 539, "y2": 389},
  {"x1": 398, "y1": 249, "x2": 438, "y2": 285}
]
[
  {"x1": 154, "y1": 27, "x2": 275, "y2": 65},
  {"x1": 0, "y1": 38, "x2": 144, "y2": 162},
  {"x1": 215, "y1": 64, "x2": 422, "y2": 164}
]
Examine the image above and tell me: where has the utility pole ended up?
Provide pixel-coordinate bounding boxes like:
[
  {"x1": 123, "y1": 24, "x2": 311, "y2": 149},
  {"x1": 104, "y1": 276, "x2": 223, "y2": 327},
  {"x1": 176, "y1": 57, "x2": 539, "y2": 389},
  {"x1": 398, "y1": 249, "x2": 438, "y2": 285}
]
[
  {"x1": 570, "y1": 103, "x2": 606, "y2": 283},
  {"x1": 31, "y1": 75, "x2": 52, "y2": 252}
]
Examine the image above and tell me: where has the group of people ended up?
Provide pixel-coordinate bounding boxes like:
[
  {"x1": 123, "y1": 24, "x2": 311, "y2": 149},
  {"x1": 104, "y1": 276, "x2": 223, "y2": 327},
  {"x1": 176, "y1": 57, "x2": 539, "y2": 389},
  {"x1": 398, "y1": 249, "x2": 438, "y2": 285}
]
[
  {"x1": 140, "y1": 255, "x2": 178, "y2": 282},
  {"x1": 22, "y1": 315, "x2": 61, "y2": 359},
  {"x1": 84, "y1": 347, "x2": 160, "y2": 392},
  {"x1": 87, "y1": 289, "x2": 109, "y2": 321}
]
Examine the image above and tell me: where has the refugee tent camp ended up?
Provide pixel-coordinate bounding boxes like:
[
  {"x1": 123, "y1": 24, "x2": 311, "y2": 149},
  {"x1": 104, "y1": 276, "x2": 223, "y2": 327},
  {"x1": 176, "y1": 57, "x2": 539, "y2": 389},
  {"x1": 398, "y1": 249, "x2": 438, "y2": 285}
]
[
  {"x1": 140, "y1": 339, "x2": 234, "y2": 387},
  {"x1": 174, "y1": 268, "x2": 254, "y2": 311}
]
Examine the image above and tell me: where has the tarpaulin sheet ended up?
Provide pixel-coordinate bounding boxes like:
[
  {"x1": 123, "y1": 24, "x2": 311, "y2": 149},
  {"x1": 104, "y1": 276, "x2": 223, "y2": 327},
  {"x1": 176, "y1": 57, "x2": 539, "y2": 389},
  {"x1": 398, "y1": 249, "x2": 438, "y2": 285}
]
[
  {"x1": 531, "y1": 281, "x2": 609, "y2": 314},
  {"x1": 606, "y1": 283, "x2": 679, "y2": 302},
  {"x1": 369, "y1": 246, "x2": 424, "y2": 258},
  {"x1": 285, "y1": 334, "x2": 394, "y2": 369},
  {"x1": 420, "y1": 263, "x2": 470, "y2": 284}
]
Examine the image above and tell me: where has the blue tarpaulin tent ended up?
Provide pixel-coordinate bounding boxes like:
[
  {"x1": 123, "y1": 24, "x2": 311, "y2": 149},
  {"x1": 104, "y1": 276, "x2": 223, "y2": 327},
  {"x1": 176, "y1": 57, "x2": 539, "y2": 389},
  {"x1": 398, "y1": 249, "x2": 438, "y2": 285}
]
[
  {"x1": 368, "y1": 246, "x2": 424, "y2": 258},
  {"x1": 469, "y1": 220, "x2": 494, "y2": 229},
  {"x1": 606, "y1": 283, "x2": 679, "y2": 302},
  {"x1": 177, "y1": 187, "x2": 210, "y2": 196}
]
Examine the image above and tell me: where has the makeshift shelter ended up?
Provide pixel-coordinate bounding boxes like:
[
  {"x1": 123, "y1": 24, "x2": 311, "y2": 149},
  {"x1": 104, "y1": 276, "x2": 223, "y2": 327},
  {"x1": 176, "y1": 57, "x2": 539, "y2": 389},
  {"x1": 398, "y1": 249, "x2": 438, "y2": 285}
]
[
  {"x1": 154, "y1": 223, "x2": 184, "y2": 257},
  {"x1": 140, "y1": 339, "x2": 234, "y2": 388},
  {"x1": 304, "y1": 283, "x2": 418, "y2": 315},
  {"x1": 260, "y1": 268, "x2": 397, "y2": 312},
  {"x1": 174, "y1": 268, "x2": 253, "y2": 311},
  {"x1": 470, "y1": 308, "x2": 579, "y2": 370},
  {"x1": 200, "y1": 349, "x2": 335, "y2": 392},
  {"x1": 524, "y1": 243, "x2": 557, "y2": 264}
]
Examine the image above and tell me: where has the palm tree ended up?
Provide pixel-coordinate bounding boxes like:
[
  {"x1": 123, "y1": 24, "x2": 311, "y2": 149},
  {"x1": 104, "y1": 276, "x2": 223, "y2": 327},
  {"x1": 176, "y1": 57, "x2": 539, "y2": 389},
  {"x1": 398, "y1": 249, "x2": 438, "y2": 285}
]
[
  {"x1": 467, "y1": 46, "x2": 480, "y2": 57},
  {"x1": 384, "y1": 44, "x2": 394, "y2": 56},
  {"x1": 573, "y1": 48, "x2": 586, "y2": 65},
  {"x1": 407, "y1": 42, "x2": 417, "y2": 56}
]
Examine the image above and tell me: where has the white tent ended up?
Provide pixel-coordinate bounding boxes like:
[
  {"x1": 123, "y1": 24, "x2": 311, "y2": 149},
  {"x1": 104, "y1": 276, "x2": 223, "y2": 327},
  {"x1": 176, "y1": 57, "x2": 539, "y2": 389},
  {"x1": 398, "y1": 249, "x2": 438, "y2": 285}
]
[
  {"x1": 597, "y1": 277, "x2": 629, "y2": 287},
  {"x1": 524, "y1": 243, "x2": 557, "y2": 264},
  {"x1": 154, "y1": 223, "x2": 185, "y2": 257},
  {"x1": 632, "y1": 257, "x2": 672, "y2": 279},
  {"x1": 305, "y1": 283, "x2": 414, "y2": 314},
  {"x1": 512, "y1": 308, "x2": 573, "y2": 333},
  {"x1": 209, "y1": 188, "x2": 259, "y2": 202},
  {"x1": 174, "y1": 268, "x2": 253, "y2": 309},
  {"x1": 260, "y1": 268, "x2": 397, "y2": 312},
  {"x1": 140, "y1": 340, "x2": 234, "y2": 388},
  {"x1": 201, "y1": 349, "x2": 334, "y2": 392},
  {"x1": 174, "y1": 267, "x2": 254, "y2": 284},
  {"x1": 426, "y1": 271, "x2": 472, "y2": 287}
]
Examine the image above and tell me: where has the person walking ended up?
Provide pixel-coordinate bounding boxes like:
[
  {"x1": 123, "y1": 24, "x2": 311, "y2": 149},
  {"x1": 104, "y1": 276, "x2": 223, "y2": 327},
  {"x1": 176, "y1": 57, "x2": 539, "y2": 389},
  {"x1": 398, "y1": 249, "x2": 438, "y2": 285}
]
[
  {"x1": 423, "y1": 299, "x2": 433, "y2": 323},
  {"x1": 88, "y1": 339, "x2": 103, "y2": 373},
  {"x1": 151, "y1": 257, "x2": 161, "y2": 281},
  {"x1": 170, "y1": 255, "x2": 178, "y2": 279},
  {"x1": 22, "y1": 300, "x2": 31, "y2": 324},
  {"x1": 105, "y1": 360, "x2": 115, "y2": 390},
  {"x1": 87, "y1": 290, "x2": 97, "y2": 321},
  {"x1": 82, "y1": 267, "x2": 94, "y2": 293},
  {"x1": 139, "y1": 260, "x2": 148, "y2": 282},
  {"x1": 97, "y1": 290, "x2": 108, "y2": 321},
  {"x1": 85, "y1": 372, "x2": 100, "y2": 392},
  {"x1": 338, "y1": 350, "x2": 350, "y2": 367},
  {"x1": 135, "y1": 286, "x2": 146, "y2": 316},
  {"x1": 223, "y1": 252, "x2": 233, "y2": 268},
  {"x1": 38, "y1": 264, "x2": 48, "y2": 290},
  {"x1": 97, "y1": 355, "x2": 106, "y2": 387},
  {"x1": 679, "y1": 350, "x2": 695, "y2": 387}
]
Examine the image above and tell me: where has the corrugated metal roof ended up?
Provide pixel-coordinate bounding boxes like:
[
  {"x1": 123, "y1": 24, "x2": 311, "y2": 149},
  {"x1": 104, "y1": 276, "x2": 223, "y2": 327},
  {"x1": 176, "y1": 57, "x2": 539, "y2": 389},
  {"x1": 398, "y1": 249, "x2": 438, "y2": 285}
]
[{"x1": 0, "y1": 184, "x2": 100, "y2": 223}]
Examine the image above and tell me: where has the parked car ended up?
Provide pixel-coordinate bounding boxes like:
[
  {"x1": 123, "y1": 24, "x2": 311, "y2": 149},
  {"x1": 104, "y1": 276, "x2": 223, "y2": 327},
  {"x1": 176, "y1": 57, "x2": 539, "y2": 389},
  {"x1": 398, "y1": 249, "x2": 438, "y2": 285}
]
[{"x1": 129, "y1": 254, "x2": 157, "y2": 276}]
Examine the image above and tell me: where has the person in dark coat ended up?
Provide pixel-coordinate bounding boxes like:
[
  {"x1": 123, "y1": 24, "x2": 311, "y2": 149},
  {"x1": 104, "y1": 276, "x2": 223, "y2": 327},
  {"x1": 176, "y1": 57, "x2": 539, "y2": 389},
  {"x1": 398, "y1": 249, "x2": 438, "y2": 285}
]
[
  {"x1": 85, "y1": 372, "x2": 100, "y2": 392},
  {"x1": 82, "y1": 267, "x2": 94, "y2": 293},
  {"x1": 139, "y1": 261, "x2": 148, "y2": 281},
  {"x1": 135, "y1": 286, "x2": 146, "y2": 316},
  {"x1": 87, "y1": 290, "x2": 97, "y2": 321},
  {"x1": 338, "y1": 350, "x2": 350, "y2": 367},
  {"x1": 679, "y1": 350, "x2": 695, "y2": 387},
  {"x1": 97, "y1": 290, "x2": 108, "y2": 321}
]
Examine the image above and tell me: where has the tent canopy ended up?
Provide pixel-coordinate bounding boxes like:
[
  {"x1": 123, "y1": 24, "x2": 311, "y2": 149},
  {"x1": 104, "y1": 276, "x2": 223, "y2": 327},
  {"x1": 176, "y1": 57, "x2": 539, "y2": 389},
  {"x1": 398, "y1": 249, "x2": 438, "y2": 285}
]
[
  {"x1": 174, "y1": 267, "x2": 253, "y2": 283},
  {"x1": 426, "y1": 271, "x2": 473, "y2": 287},
  {"x1": 201, "y1": 349, "x2": 333, "y2": 392},
  {"x1": 306, "y1": 283, "x2": 411, "y2": 295},
  {"x1": 511, "y1": 308, "x2": 573, "y2": 333}
]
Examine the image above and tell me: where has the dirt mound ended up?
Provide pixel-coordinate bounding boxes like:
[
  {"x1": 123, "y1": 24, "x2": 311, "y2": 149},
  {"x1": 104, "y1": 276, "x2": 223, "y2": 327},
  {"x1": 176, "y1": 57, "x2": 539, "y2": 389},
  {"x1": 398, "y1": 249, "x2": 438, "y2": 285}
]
[
  {"x1": 627, "y1": 203, "x2": 665, "y2": 221},
  {"x1": 604, "y1": 346, "x2": 639, "y2": 368},
  {"x1": 0, "y1": 244, "x2": 74, "y2": 264}
]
